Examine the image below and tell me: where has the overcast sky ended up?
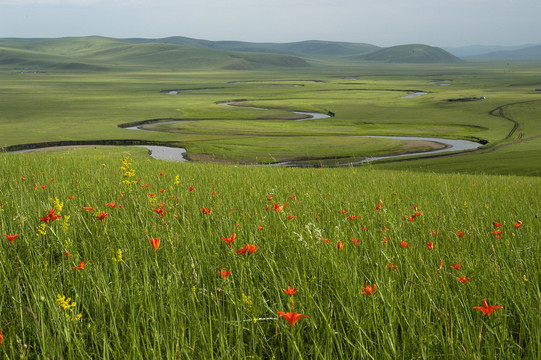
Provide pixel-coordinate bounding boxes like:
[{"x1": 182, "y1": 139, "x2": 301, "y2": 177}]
[{"x1": 0, "y1": 0, "x2": 539, "y2": 47}]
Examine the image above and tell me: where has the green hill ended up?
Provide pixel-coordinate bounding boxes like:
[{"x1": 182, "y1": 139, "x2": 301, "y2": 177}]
[
  {"x1": 0, "y1": 36, "x2": 310, "y2": 71},
  {"x1": 357, "y1": 44, "x2": 463, "y2": 63},
  {"x1": 128, "y1": 37, "x2": 380, "y2": 59}
]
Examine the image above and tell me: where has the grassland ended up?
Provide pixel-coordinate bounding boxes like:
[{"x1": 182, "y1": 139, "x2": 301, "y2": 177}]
[
  {"x1": 0, "y1": 148, "x2": 539, "y2": 359},
  {"x1": 1, "y1": 48, "x2": 541, "y2": 175},
  {"x1": 1, "y1": 37, "x2": 540, "y2": 359}
]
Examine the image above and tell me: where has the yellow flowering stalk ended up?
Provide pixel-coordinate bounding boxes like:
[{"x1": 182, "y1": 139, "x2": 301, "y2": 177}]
[
  {"x1": 56, "y1": 295, "x2": 76, "y2": 312},
  {"x1": 36, "y1": 223, "x2": 47, "y2": 237},
  {"x1": 112, "y1": 249, "x2": 123, "y2": 263},
  {"x1": 51, "y1": 197, "x2": 64, "y2": 214}
]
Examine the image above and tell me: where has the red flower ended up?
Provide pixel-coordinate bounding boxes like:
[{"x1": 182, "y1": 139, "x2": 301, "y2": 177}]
[
  {"x1": 427, "y1": 242, "x2": 434, "y2": 251},
  {"x1": 436, "y1": 257, "x2": 443, "y2": 275},
  {"x1": 235, "y1": 243, "x2": 259, "y2": 256},
  {"x1": 153, "y1": 207, "x2": 164, "y2": 218},
  {"x1": 149, "y1": 237, "x2": 160, "y2": 251},
  {"x1": 5, "y1": 233, "x2": 19, "y2": 243},
  {"x1": 473, "y1": 299, "x2": 503, "y2": 316},
  {"x1": 258, "y1": 225, "x2": 264, "y2": 231},
  {"x1": 73, "y1": 261, "x2": 89, "y2": 270},
  {"x1": 337, "y1": 241, "x2": 345, "y2": 251},
  {"x1": 277, "y1": 311, "x2": 308, "y2": 327},
  {"x1": 456, "y1": 275, "x2": 471, "y2": 284},
  {"x1": 347, "y1": 214, "x2": 358, "y2": 220},
  {"x1": 188, "y1": 186, "x2": 196, "y2": 191},
  {"x1": 105, "y1": 201, "x2": 122, "y2": 208},
  {"x1": 273, "y1": 203, "x2": 283, "y2": 212},
  {"x1": 457, "y1": 230, "x2": 465, "y2": 238},
  {"x1": 350, "y1": 237, "x2": 360, "y2": 245},
  {"x1": 282, "y1": 286, "x2": 297, "y2": 297},
  {"x1": 83, "y1": 206, "x2": 95, "y2": 212},
  {"x1": 201, "y1": 207, "x2": 212, "y2": 215},
  {"x1": 513, "y1": 221, "x2": 522, "y2": 229},
  {"x1": 493, "y1": 222, "x2": 503, "y2": 227},
  {"x1": 491, "y1": 230, "x2": 503, "y2": 238},
  {"x1": 96, "y1": 211, "x2": 109, "y2": 221},
  {"x1": 375, "y1": 205, "x2": 381, "y2": 211},
  {"x1": 0, "y1": 328, "x2": 3, "y2": 344},
  {"x1": 287, "y1": 214, "x2": 296, "y2": 220},
  {"x1": 321, "y1": 238, "x2": 331, "y2": 243},
  {"x1": 450, "y1": 263, "x2": 461, "y2": 270},
  {"x1": 361, "y1": 284, "x2": 377, "y2": 295},
  {"x1": 221, "y1": 233, "x2": 237, "y2": 249},
  {"x1": 400, "y1": 239, "x2": 410, "y2": 248},
  {"x1": 217, "y1": 269, "x2": 231, "y2": 278},
  {"x1": 39, "y1": 209, "x2": 62, "y2": 223},
  {"x1": 382, "y1": 237, "x2": 390, "y2": 244},
  {"x1": 387, "y1": 262, "x2": 398, "y2": 270},
  {"x1": 341, "y1": 210, "x2": 348, "y2": 214},
  {"x1": 431, "y1": 230, "x2": 438, "y2": 236}
]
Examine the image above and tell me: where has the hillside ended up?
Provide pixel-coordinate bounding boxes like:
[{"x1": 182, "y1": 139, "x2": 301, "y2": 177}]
[
  {"x1": 0, "y1": 36, "x2": 310, "y2": 71},
  {"x1": 465, "y1": 44, "x2": 541, "y2": 60},
  {"x1": 357, "y1": 44, "x2": 463, "y2": 63},
  {"x1": 128, "y1": 37, "x2": 380, "y2": 59}
]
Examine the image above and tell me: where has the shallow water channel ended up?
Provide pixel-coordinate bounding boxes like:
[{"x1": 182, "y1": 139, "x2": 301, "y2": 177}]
[{"x1": 11, "y1": 97, "x2": 482, "y2": 165}]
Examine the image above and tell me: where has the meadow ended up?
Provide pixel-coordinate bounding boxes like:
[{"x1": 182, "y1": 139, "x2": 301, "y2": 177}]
[
  {"x1": 1, "y1": 37, "x2": 541, "y2": 358},
  {"x1": 0, "y1": 148, "x2": 539, "y2": 359}
]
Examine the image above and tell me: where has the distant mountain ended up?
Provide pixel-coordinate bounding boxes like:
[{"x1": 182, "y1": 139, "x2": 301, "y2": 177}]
[
  {"x1": 0, "y1": 36, "x2": 310, "y2": 71},
  {"x1": 127, "y1": 37, "x2": 380, "y2": 59},
  {"x1": 354, "y1": 44, "x2": 463, "y2": 63},
  {"x1": 464, "y1": 44, "x2": 541, "y2": 60},
  {"x1": 443, "y1": 44, "x2": 537, "y2": 58}
]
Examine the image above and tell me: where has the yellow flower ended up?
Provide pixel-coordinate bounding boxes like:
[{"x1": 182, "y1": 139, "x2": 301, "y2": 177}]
[
  {"x1": 51, "y1": 197, "x2": 64, "y2": 214},
  {"x1": 36, "y1": 223, "x2": 47, "y2": 237},
  {"x1": 56, "y1": 295, "x2": 76, "y2": 312},
  {"x1": 62, "y1": 215, "x2": 71, "y2": 232},
  {"x1": 112, "y1": 249, "x2": 123, "y2": 263}
]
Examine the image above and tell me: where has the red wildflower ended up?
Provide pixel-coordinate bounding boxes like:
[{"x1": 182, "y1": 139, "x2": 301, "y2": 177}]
[
  {"x1": 473, "y1": 299, "x2": 503, "y2": 316},
  {"x1": 337, "y1": 241, "x2": 345, "y2": 251},
  {"x1": 159, "y1": 189, "x2": 166, "y2": 194},
  {"x1": 491, "y1": 230, "x2": 503, "y2": 238},
  {"x1": 427, "y1": 242, "x2": 434, "y2": 251},
  {"x1": 38, "y1": 209, "x2": 61, "y2": 223},
  {"x1": 513, "y1": 221, "x2": 522, "y2": 229},
  {"x1": 267, "y1": 196, "x2": 273, "y2": 201},
  {"x1": 221, "y1": 233, "x2": 237, "y2": 249},
  {"x1": 67, "y1": 195, "x2": 74, "y2": 200},
  {"x1": 273, "y1": 203, "x2": 283, "y2": 212},
  {"x1": 400, "y1": 239, "x2": 410, "y2": 248},
  {"x1": 258, "y1": 225, "x2": 264, "y2": 231},
  {"x1": 321, "y1": 238, "x2": 331, "y2": 243},
  {"x1": 201, "y1": 207, "x2": 212, "y2": 215},
  {"x1": 436, "y1": 257, "x2": 443, "y2": 275},
  {"x1": 387, "y1": 262, "x2": 398, "y2": 270},
  {"x1": 5, "y1": 233, "x2": 19, "y2": 243},
  {"x1": 73, "y1": 261, "x2": 89, "y2": 270},
  {"x1": 351, "y1": 237, "x2": 360, "y2": 245},
  {"x1": 493, "y1": 222, "x2": 503, "y2": 227},
  {"x1": 347, "y1": 214, "x2": 358, "y2": 220},
  {"x1": 450, "y1": 263, "x2": 461, "y2": 270},
  {"x1": 289, "y1": 195, "x2": 296, "y2": 200},
  {"x1": 375, "y1": 205, "x2": 381, "y2": 211},
  {"x1": 21, "y1": 176, "x2": 26, "y2": 181},
  {"x1": 282, "y1": 286, "x2": 297, "y2": 297},
  {"x1": 149, "y1": 237, "x2": 160, "y2": 251},
  {"x1": 287, "y1": 214, "x2": 296, "y2": 220},
  {"x1": 456, "y1": 275, "x2": 471, "y2": 284},
  {"x1": 217, "y1": 269, "x2": 231, "y2": 278},
  {"x1": 431, "y1": 230, "x2": 438, "y2": 236},
  {"x1": 382, "y1": 237, "x2": 390, "y2": 244},
  {"x1": 188, "y1": 186, "x2": 196, "y2": 191},
  {"x1": 235, "y1": 243, "x2": 259, "y2": 256},
  {"x1": 457, "y1": 230, "x2": 465, "y2": 238},
  {"x1": 341, "y1": 210, "x2": 348, "y2": 214},
  {"x1": 277, "y1": 311, "x2": 308, "y2": 327},
  {"x1": 361, "y1": 284, "x2": 377, "y2": 295},
  {"x1": 148, "y1": 192, "x2": 156, "y2": 197},
  {"x1": 105, "y1": 201, "x2": 122, "y2": 208},
  {"x1": 0, "y1": 329, "x2": 3, "y2": 344},
  {"x1": 96, "y1": 211, "x2": 109, "y2": 221},
  {"x1": 83, "y1": 206, "x2": 95, "y2": 212},
  {"x1": 153, "y1": 207, "x2": 164, "y2": 217}
]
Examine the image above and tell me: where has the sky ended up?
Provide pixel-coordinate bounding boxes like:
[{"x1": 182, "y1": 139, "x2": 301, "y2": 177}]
[{"x1": 0, "y1": 0, "x2": 540, "y2": 47}]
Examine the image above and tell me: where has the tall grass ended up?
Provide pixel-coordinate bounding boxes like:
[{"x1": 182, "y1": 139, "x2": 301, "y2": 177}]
[{"x1": 0, "y1": 149, "x2": 539, "y2": 358}]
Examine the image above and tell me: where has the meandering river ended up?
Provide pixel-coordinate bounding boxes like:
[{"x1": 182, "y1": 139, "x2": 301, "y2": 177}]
[{"x1": 11, "y1": 96, "x2": 482, "y2": 165}]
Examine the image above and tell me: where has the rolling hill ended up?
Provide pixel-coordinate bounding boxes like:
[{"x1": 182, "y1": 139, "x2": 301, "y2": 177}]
[
  {"x1": 0, "y1": 36, "x2": 469, "y2": 72},
  {"x1": 356, "y1": 44, "x2": 463, "y2": 63},
  {"x1": 464, "y1": 44, "x2": 541, "y2": 60}
]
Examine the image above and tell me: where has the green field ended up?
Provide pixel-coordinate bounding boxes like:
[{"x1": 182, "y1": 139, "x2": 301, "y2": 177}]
[
  {"x1": 1, "y1": 37, "x2": 541, "y2": 175},
  {"x1": 0, "y1": 37, "x2": 540, "y2": 359}
]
